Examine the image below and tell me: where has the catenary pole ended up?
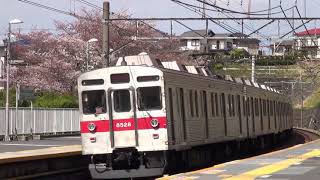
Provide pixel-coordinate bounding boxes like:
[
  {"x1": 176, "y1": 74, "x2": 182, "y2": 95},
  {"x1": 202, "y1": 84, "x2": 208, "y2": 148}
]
[{"x1": 102, "y1": 0, "x2": 110, "y2": 67}]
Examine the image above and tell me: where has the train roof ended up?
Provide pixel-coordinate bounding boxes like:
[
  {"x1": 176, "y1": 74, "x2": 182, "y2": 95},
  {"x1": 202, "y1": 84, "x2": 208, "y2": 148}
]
[{"x1": 82, "y1": 53, "x2": 281, "y2": 94}]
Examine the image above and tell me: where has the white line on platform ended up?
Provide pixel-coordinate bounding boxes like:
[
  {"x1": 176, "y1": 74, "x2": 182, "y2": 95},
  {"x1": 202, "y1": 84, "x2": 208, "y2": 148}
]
[
  {"x1": 0, "y1": 144, "x2": 59, "y2": 147},
  {"x1": 260, "y1": 175, "x2": 272, "y2": 178}
]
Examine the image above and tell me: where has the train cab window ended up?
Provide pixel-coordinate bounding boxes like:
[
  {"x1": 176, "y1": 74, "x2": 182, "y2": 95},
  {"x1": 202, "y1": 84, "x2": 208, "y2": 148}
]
[
  {"x1": 82, "y1": 90, "x2": 106, "y2": 115},
  {"x1": 114, "y1": 90, "x2": 131, "y2": 112},
  {"x1": 111, "y1": 73, "x2": 130, "y2": 84},
  {"x1": 137, "y1": 86, "x2": 162, "y2": 111}
]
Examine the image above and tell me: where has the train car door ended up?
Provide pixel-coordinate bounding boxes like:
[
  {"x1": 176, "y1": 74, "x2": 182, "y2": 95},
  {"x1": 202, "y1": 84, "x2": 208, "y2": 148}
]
[{"x1": 109, "y1": 88, "x2": 138, "y2": 148}]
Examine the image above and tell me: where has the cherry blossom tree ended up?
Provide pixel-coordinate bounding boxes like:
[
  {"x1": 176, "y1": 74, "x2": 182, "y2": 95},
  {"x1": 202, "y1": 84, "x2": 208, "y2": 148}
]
[{"x1": 11, "y1": 9, "x2": 191, "y2": 93}]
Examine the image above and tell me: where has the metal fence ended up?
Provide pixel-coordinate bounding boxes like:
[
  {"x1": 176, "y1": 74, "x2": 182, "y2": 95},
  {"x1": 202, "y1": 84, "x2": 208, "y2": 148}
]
[{"x1": 0, "y1": 108, "x2": 80, "y2": 136}]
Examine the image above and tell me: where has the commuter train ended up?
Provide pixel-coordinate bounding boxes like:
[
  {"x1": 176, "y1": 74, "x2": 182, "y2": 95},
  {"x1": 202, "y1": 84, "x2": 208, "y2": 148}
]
[{"x1": 78, "y1": 54, "x2": 293, "y2": 179}]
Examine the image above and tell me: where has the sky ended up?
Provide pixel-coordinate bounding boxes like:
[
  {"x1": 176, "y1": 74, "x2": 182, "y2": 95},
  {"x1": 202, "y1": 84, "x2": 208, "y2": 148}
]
[{"x1": 1, "y1": 0, "x2": 320, "y2": 41}]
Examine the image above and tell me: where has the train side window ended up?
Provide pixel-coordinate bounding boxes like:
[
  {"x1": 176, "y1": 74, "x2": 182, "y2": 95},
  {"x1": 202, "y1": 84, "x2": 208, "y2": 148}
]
[
  {"x1": 211, "y1": 93, "x2": 215, "y2": 117},
  {"x1": 243, "y1": 97, "x2": 246, "y2": 116},
  {"x1": 168, "y1": 88, "x2": 175, "y2": 141},
  {"x1": 179, "y1": 88, "x2": 187, "y2": 140},
  {"x1": 255, "y1": 98, "x2": 259, "y2": 116},
  {"x1": 232, "y1": 95, "x2": 235, "y2": 116},
  {"x1": 113, "y1": 90, "x2": 131, "y2": 112},
  {"x1": 82, "y1": 79, "x2": 104, "y2": 86},
  {"x1": 137, "y1": 76, "x2": 159, "y2": 82},
  {"x1": 266, "y1": 100, "x2": 269, "y2": 116},
  {"x1": 228, "y1": 94, "x2": 231, "y2": 116},
  {"x1": 215, "y1": 93, "x2": 219, "y2": 116},
  {"x1": 263, "y1": 100, "x2": 267, "y2": 116},
  {"x1": 195, "y1": 91, "x2": 199, "y2": 117},
  {"x1": 137, "y1": 86, "x2": 162, "y2": 111},
  {"x1": 82, "y1": 90, "x2": 107, "y2": 115},
  {"x1": 270, "y1": 100, "x2": 274, "y2": 116},
  {"x1": 189, "y1": 90, "x2": 194, "y2": 117},
  {"x1": 259, "y1": 99, "x2": 262, "y2": 116},
  {"x1": 237, "y1": 95, "x2": 242, "y2": 134}
]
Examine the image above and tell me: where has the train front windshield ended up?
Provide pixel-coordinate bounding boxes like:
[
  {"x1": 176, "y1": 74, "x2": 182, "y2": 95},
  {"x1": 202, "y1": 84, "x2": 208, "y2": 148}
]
[
  {"x1": 82, "y1": 90, "x2": 107, "y2": 114},
  {"x1": 137, "y1": 86, "x2": 162, "y2": 111},
  {"x1": 81, "y1": 87, "x2": 162, "y2": 115}
]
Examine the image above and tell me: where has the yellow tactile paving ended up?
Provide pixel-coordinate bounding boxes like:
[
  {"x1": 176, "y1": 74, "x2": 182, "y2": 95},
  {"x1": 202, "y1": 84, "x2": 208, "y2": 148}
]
[
  {"x1": 223, "y1": 149, "x2": 320, "y2": 180},
  {"x1": 200, "y1": 169, "x2": 226, "y2": 175},
  {"x1": 218, "y1": 174, "x2": 233, "y2": 178},
  {"x1": 0, "y1": 145, "x2": 82, "y2": 164}
]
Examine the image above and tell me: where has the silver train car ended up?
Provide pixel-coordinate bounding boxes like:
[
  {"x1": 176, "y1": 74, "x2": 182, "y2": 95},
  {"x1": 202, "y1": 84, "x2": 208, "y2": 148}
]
[{"x1": 77, "y1": 54, "x2": 293, "y2": 179}]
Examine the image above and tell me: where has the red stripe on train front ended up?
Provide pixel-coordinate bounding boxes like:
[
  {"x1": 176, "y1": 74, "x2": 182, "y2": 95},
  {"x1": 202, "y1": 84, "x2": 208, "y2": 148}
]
[{"x1": 80, "y1": 117, "x2": 167, "y2": 133}]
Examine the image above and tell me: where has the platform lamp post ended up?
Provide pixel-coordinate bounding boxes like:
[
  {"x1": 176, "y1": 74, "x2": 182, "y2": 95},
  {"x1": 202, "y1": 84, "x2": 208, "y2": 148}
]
[
  {"x1": 5, "y1": 19, "x2": 23, "y2": 141},
  {"x1": 86, "y1": 38, "x2": 98, "y2": 71}
]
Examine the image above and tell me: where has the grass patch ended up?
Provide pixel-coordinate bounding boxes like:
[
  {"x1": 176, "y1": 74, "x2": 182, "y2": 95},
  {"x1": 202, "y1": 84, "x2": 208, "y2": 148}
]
[{"x1": 303, "y1": 88, "x2": 320, "y2": 109}]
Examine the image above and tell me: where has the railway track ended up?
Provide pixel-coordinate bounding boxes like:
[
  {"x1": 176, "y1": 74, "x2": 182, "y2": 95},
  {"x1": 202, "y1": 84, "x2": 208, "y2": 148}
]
[
  {"x1": 9, "y1": 128, "x2": 319, "y2": 180},
  {"x1": 293, "y1": 128, "x2": 320, "y2": 143},
  {"x1": 161, "y1": 128, "x2": 320, "y2": 179},
  {"x1": 14, "y1": 167, "x2": 90, "y2": 180}
]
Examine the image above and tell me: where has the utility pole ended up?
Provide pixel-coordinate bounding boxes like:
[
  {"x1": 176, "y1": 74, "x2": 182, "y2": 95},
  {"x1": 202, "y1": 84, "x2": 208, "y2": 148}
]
[
  {"x1": 102, "y1": 0, "x2": 110, "y2": 67},
  {"x1": 268, "y1": 0, "x2": 271, "y2": 18},
  {"x1": 304, "y1": 0, "x2": 307, "y2": 18},
  {"x1": 300, "y1": 70, "x2": 303, "y2": 128},
  {"x1": 202, "y1": 0, "x2": 206, "y2": 18},
  {"x1": 247, "y1": 0, "x2": 251, "y2": 18},
  {"x1": 251, "y1": 56, "x2": 255, "y2": 82},
  {"x1": 5, "y1": 24, "x2": 12, "y2": 141}
]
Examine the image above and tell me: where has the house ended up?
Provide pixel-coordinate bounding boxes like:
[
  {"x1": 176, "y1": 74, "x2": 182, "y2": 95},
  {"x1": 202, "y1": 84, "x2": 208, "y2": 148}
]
[
  {"x1": 295, "y1": 28, "x2": 320, "y2": 58},
  {"x1": 270, "y1": 40, "x2": 295, "y2": 56},
  {"x1": 179, "y1": 29, "x2": 260, "y2": 55}
]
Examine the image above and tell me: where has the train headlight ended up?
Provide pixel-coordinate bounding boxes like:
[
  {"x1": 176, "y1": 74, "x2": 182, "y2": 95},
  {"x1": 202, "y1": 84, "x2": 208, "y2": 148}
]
[
  {"x1": 150, "y1": 119, "x2": 159, "y2": 128},
  {"x1": 88, "y1": 123, "x2": 96, "y2": 132}
]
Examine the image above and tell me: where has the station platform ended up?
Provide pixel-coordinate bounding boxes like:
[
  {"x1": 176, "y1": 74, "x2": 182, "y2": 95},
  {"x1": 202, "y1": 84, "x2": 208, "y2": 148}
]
[
  {"x1": 159, "y1": 139, "x2": 320, "y2": 180},
  {"x1": 0, "y1": 136, "x2": 81, "y2": 164}
]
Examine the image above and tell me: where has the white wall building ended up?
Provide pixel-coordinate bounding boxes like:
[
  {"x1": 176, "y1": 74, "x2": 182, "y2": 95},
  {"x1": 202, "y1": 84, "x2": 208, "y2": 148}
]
[
  {"x1": 295, "y1": 28, "x2": 320, "y2": 59},
  {"x1": 179, "y1": 30, "x2": 260, "y2": 55}
]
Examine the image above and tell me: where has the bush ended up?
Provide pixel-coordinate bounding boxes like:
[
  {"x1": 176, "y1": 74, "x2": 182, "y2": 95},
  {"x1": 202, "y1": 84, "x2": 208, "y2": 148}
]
[
  {"x1": 0, "y1": 89, "x2": 18, "y2": 107},
  {"x1": 213, "y1": 63, "x2": 224, "y2": 70},
  {"x1": 230, "y1": 49, "x2": 249, "y2": 59},
  {"x1": 34, "y1": 92, "x2": 78, "y2": 108},
  {"x1": 0, "y1": 90, "x2": 78, "y2": 108},
  {"x1": 256, "y1": 56, "x2": 297, "y2": 66}
]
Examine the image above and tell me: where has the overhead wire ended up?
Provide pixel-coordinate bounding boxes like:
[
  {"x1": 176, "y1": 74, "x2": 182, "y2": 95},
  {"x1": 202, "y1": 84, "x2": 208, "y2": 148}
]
[
  {"x1": 195, "y1": 0, "x2": 296, "y2": 16},
  {"x1": 172, "y1": 0, "x2": 239, "y2": 33},
  {"x1": 172, "y1": 0, "x2": 287, "y2": 15},
  {"x1": 207, "y1": 0, "x2": 270, "y2": 39},
  {"x1": 74, "y1": 0, "x2": 103, "y2": 10},
  {"x1": 175, "y1": 0, "x2": 270, "y2": 40}
]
